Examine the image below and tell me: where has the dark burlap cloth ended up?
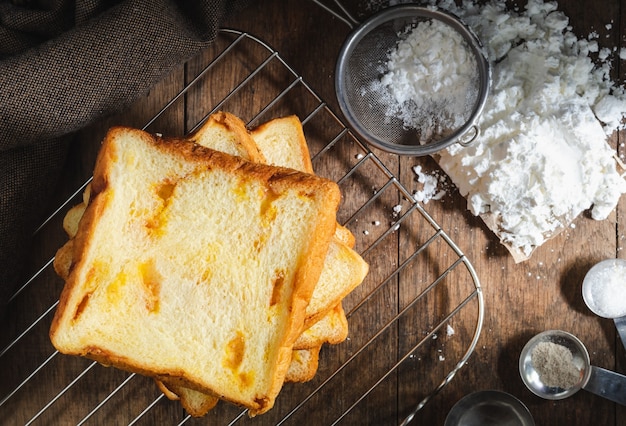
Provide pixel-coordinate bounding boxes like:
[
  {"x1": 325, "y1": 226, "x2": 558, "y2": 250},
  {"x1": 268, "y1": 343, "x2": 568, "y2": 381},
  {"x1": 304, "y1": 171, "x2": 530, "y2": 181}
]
[{"x1": 0, "y1": 0, "x2": 250, "y2": 319}]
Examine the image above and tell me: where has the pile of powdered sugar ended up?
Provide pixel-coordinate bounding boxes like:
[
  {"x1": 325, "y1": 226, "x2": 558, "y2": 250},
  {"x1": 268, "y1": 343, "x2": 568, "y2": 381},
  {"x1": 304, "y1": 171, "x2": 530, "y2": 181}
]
[
  {"x1": 368, "y1": 18, "x2": 479, "y2": 139},
  {"x1": 411, "y1": 165, "x2": 448, "y2": 203},
  {"x1": 390, "y1": 0, "x2": 626, "y2": 259}
]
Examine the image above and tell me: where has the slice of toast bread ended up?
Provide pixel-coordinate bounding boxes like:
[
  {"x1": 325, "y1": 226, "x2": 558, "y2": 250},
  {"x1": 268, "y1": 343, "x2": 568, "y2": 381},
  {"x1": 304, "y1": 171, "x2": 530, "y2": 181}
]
[
  {"x1": 52, "y1": 113, "x2": 367, "y2": 417},
  {"x1": 156, "y1": 379, "x2": 220, "y2": 417},
  {"x1": 294, "y1": 302, "x2": 348, "y2": 350},
  {"x1": 49, "y1": 126, "x2": 340, "y2": 416},
  {"x1": 249, "y1": 116, "x2": 368, "y2": 328},
  {"x1": 53, "y1": 114, "x2": 353, "y2": 417},
  {"x1": 187, "y1": 111, "x2": 266, "y2": 163},
  {"x1": 192, "y1": 113, "x2": 367, "y2": 329},
  {"x1": 285, "y1": 346, "x2": 321, "y2": 383},
  {"x1": 249, "y1": 115, "x2": 313, "y2": 175}
]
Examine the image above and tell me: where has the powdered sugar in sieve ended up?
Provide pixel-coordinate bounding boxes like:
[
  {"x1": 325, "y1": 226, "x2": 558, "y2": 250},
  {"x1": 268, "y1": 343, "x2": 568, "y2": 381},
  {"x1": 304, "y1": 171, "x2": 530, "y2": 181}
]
[{"x1": 336, "y1": 5, "x2": 490, "y2": 156}]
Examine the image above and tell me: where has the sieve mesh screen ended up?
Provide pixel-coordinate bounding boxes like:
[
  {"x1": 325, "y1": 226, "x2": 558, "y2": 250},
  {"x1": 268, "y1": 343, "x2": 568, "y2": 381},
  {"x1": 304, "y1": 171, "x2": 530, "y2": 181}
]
[{"x1": 336, "y1": 6, "x2": 490, "y2": 155}]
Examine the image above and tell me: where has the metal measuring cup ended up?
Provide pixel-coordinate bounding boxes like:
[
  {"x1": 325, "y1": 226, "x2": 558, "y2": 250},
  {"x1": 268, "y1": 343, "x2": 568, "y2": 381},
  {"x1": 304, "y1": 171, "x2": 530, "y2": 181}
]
[
  {"x1": 519, "y1": 330, "x2": 626, "y2": 406},
  {"x1": 582, "y1": 258, "x2": 626, "y2": 353}
]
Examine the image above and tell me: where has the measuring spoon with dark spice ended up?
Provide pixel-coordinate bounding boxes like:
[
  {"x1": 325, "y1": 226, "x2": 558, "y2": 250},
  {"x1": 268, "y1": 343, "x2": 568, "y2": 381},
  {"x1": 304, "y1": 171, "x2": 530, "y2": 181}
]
[{"x1": 519, "y1": 330, "x2": 626, "y2": 406}]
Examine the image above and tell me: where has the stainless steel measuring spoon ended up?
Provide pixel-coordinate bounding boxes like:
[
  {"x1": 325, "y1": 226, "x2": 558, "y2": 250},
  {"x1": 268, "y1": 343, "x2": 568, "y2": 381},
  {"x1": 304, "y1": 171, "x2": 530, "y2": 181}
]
[
  {"x1": 519, "y1": 330, "x2": 626, "y2": 406},
  {"x1": 582, "y1": 258, "x2": 626, "y2": 353}
]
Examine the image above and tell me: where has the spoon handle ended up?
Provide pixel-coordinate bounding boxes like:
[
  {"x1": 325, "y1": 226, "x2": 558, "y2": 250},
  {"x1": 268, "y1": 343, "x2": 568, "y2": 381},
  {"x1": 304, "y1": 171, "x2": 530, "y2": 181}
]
[
  {"x1": 614, "y1": 316, "x2": 626, "y2": 353},
  {"x1": 583, "y1": 366, "x2": 626, "y2": 406}
]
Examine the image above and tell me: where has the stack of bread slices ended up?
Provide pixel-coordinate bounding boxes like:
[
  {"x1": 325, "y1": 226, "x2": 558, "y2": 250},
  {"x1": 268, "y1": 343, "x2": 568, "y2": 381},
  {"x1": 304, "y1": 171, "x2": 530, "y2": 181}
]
[{"x1": 50, "y1": 112, "x2": 369, "y2": 417}]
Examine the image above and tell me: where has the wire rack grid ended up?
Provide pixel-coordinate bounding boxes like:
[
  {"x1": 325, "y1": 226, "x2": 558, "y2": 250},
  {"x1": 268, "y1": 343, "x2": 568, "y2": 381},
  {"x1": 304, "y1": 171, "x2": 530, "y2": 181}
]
[{"x1": 0, "y1": 28, "x2": 483, "y2": 426}]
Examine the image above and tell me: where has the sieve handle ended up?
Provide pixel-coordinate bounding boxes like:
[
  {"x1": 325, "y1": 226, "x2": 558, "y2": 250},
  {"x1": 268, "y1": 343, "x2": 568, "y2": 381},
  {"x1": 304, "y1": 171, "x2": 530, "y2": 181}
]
[{"x1": 458, "y1": 125, "x2": 480, "y2": 147}]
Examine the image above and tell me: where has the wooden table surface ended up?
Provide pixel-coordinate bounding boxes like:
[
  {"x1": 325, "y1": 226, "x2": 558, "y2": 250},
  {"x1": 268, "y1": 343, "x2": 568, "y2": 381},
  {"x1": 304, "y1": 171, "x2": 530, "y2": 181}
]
[{"x1": 1, "y1": 0, "x2": 625, "y2": 425}]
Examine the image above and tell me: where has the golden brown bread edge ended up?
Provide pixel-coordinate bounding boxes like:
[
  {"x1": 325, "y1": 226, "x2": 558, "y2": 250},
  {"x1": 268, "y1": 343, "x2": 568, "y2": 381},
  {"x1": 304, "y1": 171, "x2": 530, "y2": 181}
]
[
  {"x1": 191, "y1": 113, "x2": 363, "y2": 331},
  {"x1": 56, "y1": 113, "x2": 357, "y2": 341},
  {"x1": 49, "y1": 126, "x2": 341, "y2": 416},
  {"x1": 169, "y1": 114, "x2": 355, "y2": 415},
  {"x1": 188, "y1": 110, "x2": 267, "y2": 164},
  {"x1": 249, "y1": 115, "x2": 313, "y2": 174},
  {"x1": 164, "y1": 114, "x2": 358, "y2": 415},
  {"x1": 248, "y1": 115, "x2": 367, "y2": 329},
  {"x1": 52, "y1": 114, "x2": 365, "y2": 417},
  {"x1": 50, "y1": 114, "x2": 348, "y2": 416}
]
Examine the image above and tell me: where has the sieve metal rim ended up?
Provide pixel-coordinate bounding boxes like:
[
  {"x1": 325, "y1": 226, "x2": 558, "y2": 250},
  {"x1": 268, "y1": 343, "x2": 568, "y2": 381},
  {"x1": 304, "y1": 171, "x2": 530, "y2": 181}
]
[{"x1": 335, "y1": 5, "x2": 491, "y2": 156}]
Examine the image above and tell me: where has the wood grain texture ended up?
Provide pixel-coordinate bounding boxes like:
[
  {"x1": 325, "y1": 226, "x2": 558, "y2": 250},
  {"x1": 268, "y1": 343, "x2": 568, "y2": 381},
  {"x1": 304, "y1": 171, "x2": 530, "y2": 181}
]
[{"x1": 1, "y1": 0, "x2": 624, "y2": 425}]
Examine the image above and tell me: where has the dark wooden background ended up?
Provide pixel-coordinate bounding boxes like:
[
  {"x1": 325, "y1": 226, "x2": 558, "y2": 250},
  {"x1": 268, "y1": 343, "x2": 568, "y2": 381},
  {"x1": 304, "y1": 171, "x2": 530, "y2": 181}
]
[{"x1": 1, "y1": 0, "x2": 625, "y2": 425}]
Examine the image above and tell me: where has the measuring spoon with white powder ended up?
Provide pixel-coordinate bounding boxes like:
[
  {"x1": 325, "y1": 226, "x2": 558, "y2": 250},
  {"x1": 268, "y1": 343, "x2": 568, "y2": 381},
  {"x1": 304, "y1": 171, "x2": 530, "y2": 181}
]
[
  {"x1": 582, "y1": 258, "x2": 626, "y2": 352},
  {"x1": 519, "y1": 330, "x2": 626, "y2": 406}
]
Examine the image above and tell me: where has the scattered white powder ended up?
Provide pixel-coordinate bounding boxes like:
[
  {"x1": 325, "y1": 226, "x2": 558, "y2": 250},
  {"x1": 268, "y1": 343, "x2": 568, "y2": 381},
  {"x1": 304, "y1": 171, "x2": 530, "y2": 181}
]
[
  {"x1": 531, "y1": 341, "x2": 581, "y2": 389},
  {"x1": 446, "y1": 324, "x2": 455, "y2": 336},
  {"x1": 411, "y1": 165, "x2": 447, "y2": 203},
  {"x1": 369, "y1": 17, "x2": 478, "y2": 139},
  {"x1": 419, "y1": 0, "x2": 626, "y2": 258},
  {"x1": 598, "y1": 47, "x2": 612, "y2": 62}
]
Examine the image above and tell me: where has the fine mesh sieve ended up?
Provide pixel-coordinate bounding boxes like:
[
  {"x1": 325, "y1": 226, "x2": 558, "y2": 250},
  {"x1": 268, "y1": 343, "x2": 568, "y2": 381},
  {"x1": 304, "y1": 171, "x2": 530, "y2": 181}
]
[{"x1": 335, "y1": 5, "x2": 491, "y2": 156}]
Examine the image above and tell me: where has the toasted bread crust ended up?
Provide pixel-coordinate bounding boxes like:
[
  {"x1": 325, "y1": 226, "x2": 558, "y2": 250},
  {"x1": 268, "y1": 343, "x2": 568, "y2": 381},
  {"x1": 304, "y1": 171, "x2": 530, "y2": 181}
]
[
  {"x1": 250, "y1": 115, "x2": 314, "y2": 174},
  {"x1": 248, "y1": 116, "x2": 367, "y2": 330},
  {"x1": 51, "y1": 114, "x2": 369, "y2": 418},
  {"x1": 50, "y1": 126, "x2": 341, "y2": 416},
  {"x1": 189, "y1": 111, "x2": 266, "y2": 163},
  {"x1": 295, "y1": 303, "x2": 348, "y2": 350},
  {"x1": 285, "y1": 346, "x2": 321, "y2": 383}
]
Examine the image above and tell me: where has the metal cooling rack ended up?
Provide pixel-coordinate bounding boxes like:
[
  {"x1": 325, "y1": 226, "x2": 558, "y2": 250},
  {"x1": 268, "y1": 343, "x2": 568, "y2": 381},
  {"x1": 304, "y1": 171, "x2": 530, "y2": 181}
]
[{"x1": 0, "y1": 26, "x2": 483, "y2": 426}]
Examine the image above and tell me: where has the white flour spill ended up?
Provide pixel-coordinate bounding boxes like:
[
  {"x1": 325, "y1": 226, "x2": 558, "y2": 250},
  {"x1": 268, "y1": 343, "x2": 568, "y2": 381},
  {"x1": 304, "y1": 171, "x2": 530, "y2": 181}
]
[
  {"x1": 411, "y1": 165, "x2": 448, "y2": 204},
  {"x1": 368, "y1": 0, "x2": 626, "y2": 259}
]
